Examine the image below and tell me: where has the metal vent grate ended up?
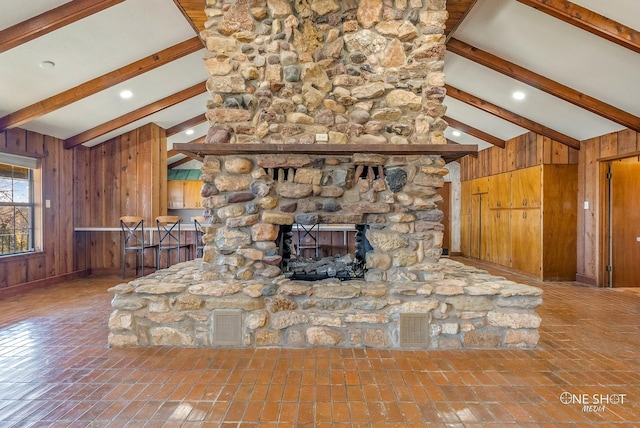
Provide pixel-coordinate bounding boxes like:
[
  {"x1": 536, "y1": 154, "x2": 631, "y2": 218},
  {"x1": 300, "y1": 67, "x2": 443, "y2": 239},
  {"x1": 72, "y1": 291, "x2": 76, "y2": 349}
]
[
  {"x1": 400, "y1": 313, "x2": 430, "y2": 348},
  {"x1": 212, "y1": 310, "x2": 243, "y2": 346}
]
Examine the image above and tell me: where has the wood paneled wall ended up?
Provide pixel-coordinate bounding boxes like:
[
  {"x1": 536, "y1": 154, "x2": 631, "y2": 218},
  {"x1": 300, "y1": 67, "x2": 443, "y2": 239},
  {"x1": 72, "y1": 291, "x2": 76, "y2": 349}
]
[
  {"x1": 459, "y1": 132, "x2": 579, "y2": 181},
  {"x1": 577, "y1": 129, "x2": 639, "y2": 286},
  {"x1": 75, "y1": 123, "x2": 167, "y2": 272},
  {"x1": 0, "y1": 129, "x2": 79, "y2": 291}
]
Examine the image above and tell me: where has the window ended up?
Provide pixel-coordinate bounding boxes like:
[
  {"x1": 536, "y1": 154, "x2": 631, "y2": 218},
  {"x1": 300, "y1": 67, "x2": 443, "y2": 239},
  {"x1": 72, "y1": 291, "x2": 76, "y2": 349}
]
[{"x1": 0, "y1": 162, "x2": 34, "y2": 255}]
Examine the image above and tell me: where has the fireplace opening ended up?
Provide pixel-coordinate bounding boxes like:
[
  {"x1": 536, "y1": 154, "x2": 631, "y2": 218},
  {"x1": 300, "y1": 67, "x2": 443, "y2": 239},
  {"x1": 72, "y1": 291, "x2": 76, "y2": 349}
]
[{"x1": 277, "y1": 224, "x2": 370, "y2": 281}]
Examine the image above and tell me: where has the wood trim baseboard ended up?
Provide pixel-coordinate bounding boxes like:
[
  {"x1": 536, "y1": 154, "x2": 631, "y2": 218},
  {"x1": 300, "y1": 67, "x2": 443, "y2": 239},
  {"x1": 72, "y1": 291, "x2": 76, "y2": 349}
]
[
  {"x1": 575, "y1": 273, "x2": 598, "y2": 287},
  {"x1": 0, "y1": 269, "x2": 91, "y2": 299}
]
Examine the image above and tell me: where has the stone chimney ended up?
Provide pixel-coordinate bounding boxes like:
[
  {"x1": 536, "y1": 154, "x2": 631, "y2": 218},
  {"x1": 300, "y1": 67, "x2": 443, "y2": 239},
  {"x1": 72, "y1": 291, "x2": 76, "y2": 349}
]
[{"x1": 200, "y1": 0, "x2": 449, "y2": 147}]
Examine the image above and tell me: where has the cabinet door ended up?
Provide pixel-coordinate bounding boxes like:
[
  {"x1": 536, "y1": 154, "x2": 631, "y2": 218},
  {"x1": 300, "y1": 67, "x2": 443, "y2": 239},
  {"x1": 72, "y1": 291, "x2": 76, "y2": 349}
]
[
  {"x1": 487, "y1": 210, "x2": 511, "y2": 266},
  {"x1": 511, "y1": 209, "x2": 541, "y2": 277},
  {"x1": 511, "y1": 167, "x2": 541, "y2": 208},
  {"x1": 488, "y1": 173, "x2": 511, "y2": 209},
  {"x1": 471, "y1": 194, "x2": 490, "y2": 259},
  {"x1": 167, "y1": 180, "x2": 184, "y2": 209},
  {"x1": 471, "y1": 177, "x2": 489, "y2": 194},
  {"x1": 460, "y1": 181, "x2": 472, "y2": 257},
  {"x1": 183, "y1": 181, "x2": 203, "y2": 208}
]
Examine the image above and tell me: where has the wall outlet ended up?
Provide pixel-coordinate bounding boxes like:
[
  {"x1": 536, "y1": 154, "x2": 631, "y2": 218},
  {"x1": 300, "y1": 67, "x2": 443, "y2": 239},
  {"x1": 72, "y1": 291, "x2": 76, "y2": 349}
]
[
  {"x1": 45, "y1": 199, "x2": 51, "y2": 208},
  {"x1": 315, "y1": 133, "x2": 328, "y2": 142}
]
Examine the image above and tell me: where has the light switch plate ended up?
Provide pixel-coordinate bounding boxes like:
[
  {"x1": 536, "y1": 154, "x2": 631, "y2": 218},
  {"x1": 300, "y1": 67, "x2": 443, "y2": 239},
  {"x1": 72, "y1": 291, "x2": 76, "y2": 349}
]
[{"x1": 583, "y1": 201, "x2": 589, "y2": 210}]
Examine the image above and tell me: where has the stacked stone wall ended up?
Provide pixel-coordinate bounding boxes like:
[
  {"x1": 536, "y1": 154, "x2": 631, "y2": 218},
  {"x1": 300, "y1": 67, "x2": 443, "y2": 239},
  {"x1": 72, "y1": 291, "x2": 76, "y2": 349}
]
[
  {"x1": 199, "y1": 152, "x2": 448, "y2": 282},
  {"x1": 201, "y1": 0, "x2": 449, "y2": 147},
  {"x1": 108, "y1": 259, "x2": 543, "y2": 349}
]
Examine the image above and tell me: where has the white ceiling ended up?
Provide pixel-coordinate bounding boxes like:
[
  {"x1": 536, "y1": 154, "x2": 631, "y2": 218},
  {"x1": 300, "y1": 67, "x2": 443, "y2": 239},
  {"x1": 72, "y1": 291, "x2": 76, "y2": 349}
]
[{"x1": 1, "y1": 0, "x2": 639, "y2": 165}]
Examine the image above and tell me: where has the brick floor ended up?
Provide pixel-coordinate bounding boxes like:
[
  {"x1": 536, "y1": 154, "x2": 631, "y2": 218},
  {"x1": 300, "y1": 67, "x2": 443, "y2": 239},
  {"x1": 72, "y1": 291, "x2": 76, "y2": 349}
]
[{"x1": 0, "y1": 258, "x2": 639, "y2": 426}]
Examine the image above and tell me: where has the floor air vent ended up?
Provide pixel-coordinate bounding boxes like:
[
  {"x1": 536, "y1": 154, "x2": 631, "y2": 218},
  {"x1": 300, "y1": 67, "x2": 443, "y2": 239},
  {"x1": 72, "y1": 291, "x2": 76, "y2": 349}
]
[
  {"x1": 400, "y1": 313, "x2": 430, "y2": 348},
  {"x1": 212, "y1": 310, "x2": 243, "y2": 346}
]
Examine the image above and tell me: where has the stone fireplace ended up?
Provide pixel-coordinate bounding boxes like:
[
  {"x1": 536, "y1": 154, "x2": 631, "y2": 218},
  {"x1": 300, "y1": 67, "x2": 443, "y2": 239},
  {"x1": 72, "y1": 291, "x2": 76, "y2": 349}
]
[{"x1": 107, "y1": 0, "x2": 543, "y2": 349}]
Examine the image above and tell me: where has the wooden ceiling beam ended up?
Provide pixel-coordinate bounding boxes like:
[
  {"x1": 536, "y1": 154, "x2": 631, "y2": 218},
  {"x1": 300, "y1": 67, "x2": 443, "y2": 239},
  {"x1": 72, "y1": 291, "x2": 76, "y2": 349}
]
[
  {"x1": 64, "y1": 82, "x2": 207, "y2": 149},
  {"x1": 445, "y1": 84, "x2": 581, "y2": 150},
  {"x1": 168, "y1": 135, "x2": 205, "y2": 168},
  {"x1": 172, "y1": 0, "x2": 208, "y2": 34},
  {"x1": 166, "y1": 114, "x2": 208, "y2": 137},
  {"x1": 445, "y1": 0, "x2": 479, "y2": 41},
  {"x1": 444, "y1": 115, "x2": 506, "y2": 148},
  {"x1": 0, "y1": 0, "x2": 125, "y2": 54},
  {"x1": 447, "y1": 38, "x2": 640, "y2": 133},
  {"x1": 0, "y1": 37, "x2": 203, "y2": 131},
  {"x1": 515, "y1": 0, "x2": 640, "y2": 54}
]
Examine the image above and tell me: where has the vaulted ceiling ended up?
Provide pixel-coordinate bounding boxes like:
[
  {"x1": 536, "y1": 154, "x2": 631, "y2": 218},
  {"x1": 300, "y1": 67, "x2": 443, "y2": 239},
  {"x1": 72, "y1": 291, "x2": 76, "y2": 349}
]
[{"x1": 1, "y1": 0, "x2": 639, "y2": 168}]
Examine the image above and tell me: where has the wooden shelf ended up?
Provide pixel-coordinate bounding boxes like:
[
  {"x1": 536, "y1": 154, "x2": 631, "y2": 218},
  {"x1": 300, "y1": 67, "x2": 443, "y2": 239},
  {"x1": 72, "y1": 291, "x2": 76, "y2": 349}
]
[{"x1": 173, "y1": 143, "x2": 477, "y2": 163}]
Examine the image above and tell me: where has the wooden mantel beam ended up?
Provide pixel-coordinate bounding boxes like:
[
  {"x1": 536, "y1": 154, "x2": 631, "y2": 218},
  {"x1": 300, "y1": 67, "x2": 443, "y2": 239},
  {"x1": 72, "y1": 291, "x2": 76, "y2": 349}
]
[
  {"x1": 0, "y1": 37, "x2": 203, "y2": 131},
  {"x1": 444, "y1": 115, "x2": 506, "y2": 148},
  {"x1": 447, "y1": 38, "x2": 640, "y2": 133},
  {"x1": 64, "y1": 81, "x2": 207, "y2": 149},
  {"x1": 0, "y1": 0, "x2": 125, "y2": 54},
  {"x1": 445, "y1": 84, "x2": 581, "y2": 150},
  {"x1": 515, "y1": 0, "x2": 640, "y2": 54}
]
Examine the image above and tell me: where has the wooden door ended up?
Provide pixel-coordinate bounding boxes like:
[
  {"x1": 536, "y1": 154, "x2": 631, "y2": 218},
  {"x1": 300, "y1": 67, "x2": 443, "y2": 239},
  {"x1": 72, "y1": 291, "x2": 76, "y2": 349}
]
[
  {"x1": 512, "y1": 167, "x2": 541, "y2": 208},
  {"x1": 611, "y1": 159, "x2": 640, "y2": 287},
  {"x1": 511, "y1": 208, "x2": 541, "y2": 277},
  {"x1": 487, "y1": 210, "x2": 511, "y2": 266},
  {"x1": 488, "y1": 173, "x2": 510, "y2": 209},
  {"x1": 436, "y1": 182, "x2": 451, "y2": 255},
  {"x1": 460, "y1": 181, "x2": 471, "y2": 257},
  {"x1": 471, "y1": 194, "x2": 489, "y2": 259}
]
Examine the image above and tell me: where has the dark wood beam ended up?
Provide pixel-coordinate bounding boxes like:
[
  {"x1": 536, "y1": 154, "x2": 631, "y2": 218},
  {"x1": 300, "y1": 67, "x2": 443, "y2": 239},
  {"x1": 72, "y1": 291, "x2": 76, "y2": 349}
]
[
  {"x1": 168, "y1": 136, "x2": 205, "y2": 159},
  {"x1": 166, "y1": 114, "x2": 208, "y2": 137},
  {"x1": 173, "y1": 0, "x2": 208, "y2": 34},
  {"x1": 445, "y1": 0, "x2": 479, "y2": 41},
  {"x1": 516, "y1": 0, "x2": 640, "y2": 54},
  {"x1": 0, "y1": 37, "x2": 203, "y2": 131},
  {"x1": 0, "y1": 0, "x2": 125, "y2": 54},
  {"x1": 445, "y1": 84, "x2": 581, "y2": 150},
  {"x1": 447, "y1": 38, "x2": 640, "y2": 133},
  {"x1": 444, "y1": 115, "x2": 506, "y2": 148},
  {"x1": 169, "y1": 135, "x2": 206, "y2": 168},
  {"x1": 168, "y1": 156, "x2": 195, "y2": 168},
  {"x1": 173, "y1": 143, "x2": 478, "y2": 163},
  {"x1": 64, "y1": 81, "x2": 207, "y2": 149}
]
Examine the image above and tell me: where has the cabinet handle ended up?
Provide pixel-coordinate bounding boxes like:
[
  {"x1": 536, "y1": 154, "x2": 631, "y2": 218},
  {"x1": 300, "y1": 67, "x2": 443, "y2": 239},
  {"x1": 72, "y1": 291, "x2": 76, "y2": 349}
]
[
  {"x1": 523, "y1": 211, "x2": 527, "y2": 219},
  {"x1": 497, "y1": 212, "x2": 500, "y2": 219}
]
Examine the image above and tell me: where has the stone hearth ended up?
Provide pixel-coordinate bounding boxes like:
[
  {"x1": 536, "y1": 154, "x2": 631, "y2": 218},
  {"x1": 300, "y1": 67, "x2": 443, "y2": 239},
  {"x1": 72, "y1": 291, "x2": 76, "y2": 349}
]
[{"x1": 108, "y1": 259, "x2": 542, "y2": 349}]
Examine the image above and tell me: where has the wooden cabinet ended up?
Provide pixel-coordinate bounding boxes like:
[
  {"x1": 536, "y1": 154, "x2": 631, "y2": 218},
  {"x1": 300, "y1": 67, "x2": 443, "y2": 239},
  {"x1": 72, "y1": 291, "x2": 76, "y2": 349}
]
[
  {"x1": 168, "y1": 180, "x2": 202, "y2": 209},
  {"x1": 168, "y1": 181, "x2": 184, "y2": 209},
  {"x1": 183, "y1": 180, "x2": 203, "y2": 208},
  {"x1": 510, "y1": 208, "x2": 542, "y2": 276},
  {"x1": 461, "y1": 164, "x2": 577, "y2": 280},
  {"x1": 460, "y1": 181, "x2": 471, "y2": 257},
  {"x1": 488, "y1": 173, "x2": 511, "y2": 209},
  {"x1": 511, "y1": 167, "x2": 541, "y2": 208},
  {"x1": 471, "y1": 177, "x2": 489, "y2": 194},
  {"x1": 487, "y1": 209, "x2": 511, "y2": 266}
]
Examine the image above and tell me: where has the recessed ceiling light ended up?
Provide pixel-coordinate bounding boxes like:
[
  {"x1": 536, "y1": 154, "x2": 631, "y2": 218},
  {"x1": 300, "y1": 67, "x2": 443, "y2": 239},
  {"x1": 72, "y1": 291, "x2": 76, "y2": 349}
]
[
  {"x1": 185, "y1": 129, "x2": 195, "y2": 135},
  {"x1": 39, "y1": 60, "x2": 55, "y2": 69},
  {"x1": 452, "y1": 130, "x2": 462, "y2": 137},
  {"x1": 119, "y1": 90, "x2": 133, "y2": 99},
  {"x1": 512, "y1": 91, "x2": 526, "y2": 100}
]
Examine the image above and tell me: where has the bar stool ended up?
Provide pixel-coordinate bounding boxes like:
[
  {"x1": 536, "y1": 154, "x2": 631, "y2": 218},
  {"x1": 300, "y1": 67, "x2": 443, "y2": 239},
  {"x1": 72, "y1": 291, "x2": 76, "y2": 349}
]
[
  {"x1": 120, "y1": 216, "x2": 158, "y2": 278},
  {"x1": 156, "y1": 216, "x2": 190, "y2": 269},
  {"x1": 192, "y1": 216, "x2": 207, "y2": 259}
]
